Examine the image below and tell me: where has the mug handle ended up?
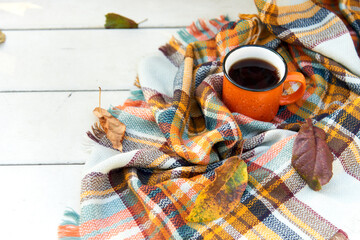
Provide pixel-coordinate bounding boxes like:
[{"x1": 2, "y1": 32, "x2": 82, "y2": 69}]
[{"x1": 279, "y1": 72, "x2": 306, "y2": 105}]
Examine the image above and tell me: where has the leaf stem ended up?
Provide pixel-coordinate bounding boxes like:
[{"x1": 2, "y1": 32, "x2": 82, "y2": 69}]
[
  {"x1": 98, "y1": 87, "x2": 102, "y2": 109},
  {"x1": 137, "y1": 18, "x2": 148, "y2": 25}
]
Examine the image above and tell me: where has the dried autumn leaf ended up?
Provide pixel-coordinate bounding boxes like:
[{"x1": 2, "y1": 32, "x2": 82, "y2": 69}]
[
  {"x1": 93, "y1": 107, "x2": 126, "y2": 151},
  {"x1": 291, "y1": 118, "x2": 333, "y2": 191},
  {"x1": 187, "y1": 156, "x2": 248, "y2": 222},
  {"x1": 330, "y1": 231, "x2": 349, "y2": 240},
  {"x1": 0, "y1": 31, "x2": 6, "y2": 43},
  {"x1": 105, "y1": 13, "x2": 139, "y2": 29}
]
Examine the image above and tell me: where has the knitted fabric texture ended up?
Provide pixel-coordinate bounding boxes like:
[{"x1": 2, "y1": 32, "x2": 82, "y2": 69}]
[{"x1": 59, "y1": 0, "x2": 360, "y2": 239}]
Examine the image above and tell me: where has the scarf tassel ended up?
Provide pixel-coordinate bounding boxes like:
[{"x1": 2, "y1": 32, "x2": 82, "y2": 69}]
[{"x1": 58, "y1": 209, "x2": 80, "y2": 239}]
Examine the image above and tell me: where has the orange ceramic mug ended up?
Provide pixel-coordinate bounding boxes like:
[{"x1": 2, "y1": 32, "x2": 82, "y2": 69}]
[{"x1": 222, "y1": 45, "x2": 306, "y2": 122}]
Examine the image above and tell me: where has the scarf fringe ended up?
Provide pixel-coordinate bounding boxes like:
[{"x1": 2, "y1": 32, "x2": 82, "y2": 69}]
[
  {"x1": 177, "y1": 15, "x2": 229, "y2": 44},
  {"x1": 86, "y1": 123, "x2": 114, "y2": 150},
  {"x1": 58, "y1": 209, "x2": 80, "y2": 239},
  {"x1": 330, "y1": 230, "x2": 349, "y2": 240}
]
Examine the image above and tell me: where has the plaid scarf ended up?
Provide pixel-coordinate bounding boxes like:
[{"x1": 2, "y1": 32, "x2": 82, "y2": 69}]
[{"x1": 59, "y1": 0, "x2": 360, "y2": 239}]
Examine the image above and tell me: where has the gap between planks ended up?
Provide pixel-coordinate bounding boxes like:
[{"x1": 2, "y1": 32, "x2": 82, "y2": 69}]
[
  {"x1": 0, "y1": 89, "x2": 130, "y2": 93},
  {"x1": 0, "y1": 163, "x2": 85, "y2": 166},
  {"x1": 2, "y1": 26, "x2": 182, "y2": 31}
]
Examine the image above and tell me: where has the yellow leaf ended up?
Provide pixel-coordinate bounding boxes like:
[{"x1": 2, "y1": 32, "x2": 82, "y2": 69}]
[
  {"x1": 0, "y1": 31, "x2": 6, "y2": 44},
  {"x1": 186, "y1": 156, "x2": 248, "y2": 222},
  {"x1": 93, "y1": 107, "x2": 126, "y2": 151}
]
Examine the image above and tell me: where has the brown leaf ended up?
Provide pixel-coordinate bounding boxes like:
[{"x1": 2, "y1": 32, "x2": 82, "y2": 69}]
[
  {"x1": 0, "y1": 31, "x2": 6, "y2": 43},
  {"x1": 186, "y1": 156, "x2": 248, "y2": 222},
  {"x1": 93, "y1": 107, "x2": 126, "y2": 151},
  {"x1": 105, "y1": 13, "x2": 139, "y2": 29},
  {"x1": 291, "y1": 118, "x2": 333, "y2": 191}
]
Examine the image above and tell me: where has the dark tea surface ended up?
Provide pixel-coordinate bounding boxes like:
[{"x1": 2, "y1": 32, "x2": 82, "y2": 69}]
[{"x1": 228, "y1": 58, "x2": 280, "y2": 90}]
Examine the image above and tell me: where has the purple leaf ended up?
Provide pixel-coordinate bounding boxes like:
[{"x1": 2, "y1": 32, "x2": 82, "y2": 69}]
[{"x1": 292, "y1": 119, "x2": 333, "y2": 191}]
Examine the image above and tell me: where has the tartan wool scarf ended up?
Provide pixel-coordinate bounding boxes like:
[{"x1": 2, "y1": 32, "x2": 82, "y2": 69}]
[{"x1": 59, "y1": 0, "x2": 360, "y2": 239}]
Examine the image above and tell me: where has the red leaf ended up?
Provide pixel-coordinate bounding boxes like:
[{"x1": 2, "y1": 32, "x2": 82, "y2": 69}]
[{"x1": 291, "y1": 119, "x2": 333, "y2": 191}]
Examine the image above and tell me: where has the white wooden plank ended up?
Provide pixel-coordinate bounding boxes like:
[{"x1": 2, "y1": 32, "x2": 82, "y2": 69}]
[
  {"x1": 0, "y1": 29, "x2": 177, "y2": 91},
  {"x1": 0, "y1": 165, "x2": 83, "y2": 240},
  {"x1": 0, "y1": 0, "x2": 258, "y2": 29},
  {"x1": 0, "y1": 91, "x2": 130, "y2": 164},
  {"x1": 296, "y1": 160, "x2": 360, "y2": 239}
]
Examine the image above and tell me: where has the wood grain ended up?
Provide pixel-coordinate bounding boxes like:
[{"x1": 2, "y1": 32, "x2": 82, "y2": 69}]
[
  {"x1": 0, "y1": 0, "x2": 258, "y2": 29},
  {"x1": 0, "y1": 165, "x2": 83, "y2": 240},
  {"x1": 0, "y1": 29, "x2": 177, "y2": 91},
  {"x1": 0, "y1": 91, "x2": 130, "y2": 164}
]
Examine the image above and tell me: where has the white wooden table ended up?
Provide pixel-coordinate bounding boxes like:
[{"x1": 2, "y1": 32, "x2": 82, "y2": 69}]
[
  {"x1": 3, "y1": 1, "x2": 360, "y2": 240},
  {"x1": 0, "y1": 1, "x2": 257, "y2": 239}
]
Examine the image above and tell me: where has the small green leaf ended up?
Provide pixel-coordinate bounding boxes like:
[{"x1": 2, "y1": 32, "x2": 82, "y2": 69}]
[
  {"x1": 186, "y1": 156, "x2": 248, "y2": 222},
  {"x1": 105, "y1": 13, "x2": 139, "y2": 29}
]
